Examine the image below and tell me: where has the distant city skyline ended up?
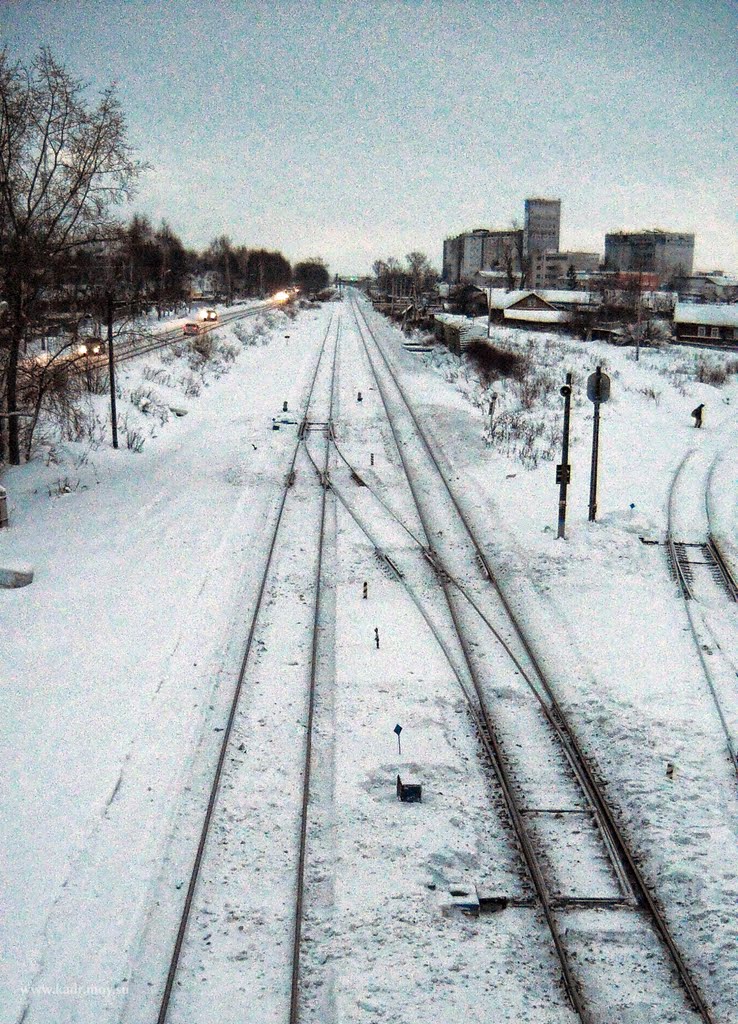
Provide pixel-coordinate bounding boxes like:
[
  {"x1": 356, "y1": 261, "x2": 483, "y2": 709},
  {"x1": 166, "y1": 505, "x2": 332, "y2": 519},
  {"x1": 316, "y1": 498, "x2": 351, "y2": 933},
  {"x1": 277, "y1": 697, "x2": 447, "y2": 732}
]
[{"x1": 2, "y1": 0, "x2": 736, "y2": 275}]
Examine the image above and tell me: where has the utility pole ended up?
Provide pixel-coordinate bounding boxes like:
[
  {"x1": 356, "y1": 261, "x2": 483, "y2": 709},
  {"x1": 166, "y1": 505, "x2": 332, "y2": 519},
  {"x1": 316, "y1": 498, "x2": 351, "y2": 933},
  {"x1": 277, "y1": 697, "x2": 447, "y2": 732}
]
[
  {"x1": 557, "y1": 373, "x2": 572, "y2": 539},
  {"x1": 107, "y1": 290, "x2": 118, "y2": 449}
]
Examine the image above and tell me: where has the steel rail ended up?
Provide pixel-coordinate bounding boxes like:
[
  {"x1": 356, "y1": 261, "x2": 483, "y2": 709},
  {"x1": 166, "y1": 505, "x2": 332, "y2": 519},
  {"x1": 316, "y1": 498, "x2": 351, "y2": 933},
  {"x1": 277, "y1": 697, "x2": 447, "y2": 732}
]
[
  {"x1": 347, "y1": 296, "x2": 592, "y2": 1021},
  {"x1": 105, "y1": 301, "x2": 280, "y2": 365},
  {"x1": 56, "y1": 301, "x2": 280, "y2": 379},
  {"x1": 705, "y1": 447, "x2": 738, "y2": 602},
  {"x1": 707, "y1": 536, "x2": 738, "y2": 601},
  {"x1": 303, "y1": 446, "x2": 474, "y2": 697},
  {"x1": 331, "y1": 432, "x2": 636, "y2": 900},
  {"x1": 156, "y1": 312, "x2": 335, "y2": 1024},
  {"x1": 350, "y1": 293, "x2": 716, "y2": 1024},
  {"x1": 666, "y1": 450, "x2": 698, "y2": 599},
  {"x1": 666, "y1": 451, "x2": 738, "y2": 781},
  {"x1": 288, "y1": 317, "x2": 340, "y2": 1024}
]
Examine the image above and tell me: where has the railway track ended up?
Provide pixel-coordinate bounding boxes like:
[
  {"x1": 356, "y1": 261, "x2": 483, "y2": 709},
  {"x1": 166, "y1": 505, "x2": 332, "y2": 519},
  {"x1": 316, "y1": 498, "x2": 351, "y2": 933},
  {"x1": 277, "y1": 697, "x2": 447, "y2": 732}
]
[
  {"x1": 669, "y1": 538, "x2": 737, "y2": 602},
  {"x1": 33, "y1": 299, "x2": 283, "y2": 383},
  {"x1": 109, "y1": 299, "x2": 282, "y2": 365},
  {"x1": 288, "y1": 318, "x2": 339, "y2": 1024},
  {"x1": 340, "y1": 293, "x2": 715, "y2": 1023},
  {"x1": 667, "y1": 449, "x2": 738, "y2": 605},
  {"x1": 143, "y1": 294, "x2": 731, "y2": 1022},
  {"x1": 154, "y1": 313, "x2": 339, "y2": 1024},
  {"x1": 666, "y1": 448, "x2": 738, "y2": 780}
]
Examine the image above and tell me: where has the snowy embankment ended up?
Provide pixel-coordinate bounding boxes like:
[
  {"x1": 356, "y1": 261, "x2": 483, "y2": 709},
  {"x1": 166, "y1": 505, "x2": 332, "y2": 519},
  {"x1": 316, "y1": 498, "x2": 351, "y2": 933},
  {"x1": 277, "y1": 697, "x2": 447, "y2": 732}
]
[{"x1": 0, "y1": 302, "x2": 319, "y2": 1022}]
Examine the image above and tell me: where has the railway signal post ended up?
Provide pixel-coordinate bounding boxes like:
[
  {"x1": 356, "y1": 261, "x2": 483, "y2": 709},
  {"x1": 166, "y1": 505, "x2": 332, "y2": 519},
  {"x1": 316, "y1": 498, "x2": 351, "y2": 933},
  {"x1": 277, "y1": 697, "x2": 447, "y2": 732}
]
[
  {"x1": 557, "y1": 373, "x2": 573, "y2": 539},
  {"x1": 587, "y1": 366, "x2": 611, "y2": 522}
]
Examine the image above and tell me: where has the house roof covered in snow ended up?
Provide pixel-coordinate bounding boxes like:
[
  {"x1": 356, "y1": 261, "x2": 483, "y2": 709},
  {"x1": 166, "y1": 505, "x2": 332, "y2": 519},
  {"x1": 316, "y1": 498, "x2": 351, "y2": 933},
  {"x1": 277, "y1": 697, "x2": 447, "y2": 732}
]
[
  {"x1": 486, "y1": 288, "x2": 595, "y2": 310},
  {"x1": 486, "y1": 289, "x2": 536, "y2": 309},
  {"x1": 504, "y1": 307, "x2": 570, "y2": 324},
  {"x1": 536, "y1": 289, "x2": 595, "y2": 306},
  {"x1": 673, "y1": 303, "x2": 738, "y2": 327}
]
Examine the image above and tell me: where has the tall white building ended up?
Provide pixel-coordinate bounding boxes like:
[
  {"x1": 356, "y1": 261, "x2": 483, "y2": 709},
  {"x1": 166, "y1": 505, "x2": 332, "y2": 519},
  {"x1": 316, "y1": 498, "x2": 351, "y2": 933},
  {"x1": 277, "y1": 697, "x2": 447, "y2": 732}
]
[{"x1": 523, "y1": 198, "x2": 561, "y2": 257}]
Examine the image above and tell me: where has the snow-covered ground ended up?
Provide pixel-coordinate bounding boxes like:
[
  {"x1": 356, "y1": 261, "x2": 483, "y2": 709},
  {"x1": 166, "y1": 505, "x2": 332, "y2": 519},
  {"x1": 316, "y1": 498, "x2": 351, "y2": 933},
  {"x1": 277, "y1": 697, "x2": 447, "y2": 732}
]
[{"x1": 1, "y1": 296, "x2": 736, "y2": 1023}]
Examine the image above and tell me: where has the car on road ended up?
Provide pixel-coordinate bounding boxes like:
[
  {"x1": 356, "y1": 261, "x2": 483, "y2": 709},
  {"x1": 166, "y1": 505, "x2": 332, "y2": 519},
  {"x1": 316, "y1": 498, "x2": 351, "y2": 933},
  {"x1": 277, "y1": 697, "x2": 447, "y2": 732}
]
[
  {"x1": 203, "y1": 309, "x2": 218, "y2": 322},
  {"x1": 77, "y1": 338, "x2": 104, "y2": 355},
  {"x1": 183, "y1": 322, "x2": 202, "y2": 336}
]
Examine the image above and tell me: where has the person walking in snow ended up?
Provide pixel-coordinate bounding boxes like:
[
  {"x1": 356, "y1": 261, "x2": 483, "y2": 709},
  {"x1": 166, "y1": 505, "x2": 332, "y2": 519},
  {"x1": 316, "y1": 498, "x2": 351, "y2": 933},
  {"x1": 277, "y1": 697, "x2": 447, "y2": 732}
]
[{"x1": 691, "y1": 403, "x2": 705, "y2": 428}]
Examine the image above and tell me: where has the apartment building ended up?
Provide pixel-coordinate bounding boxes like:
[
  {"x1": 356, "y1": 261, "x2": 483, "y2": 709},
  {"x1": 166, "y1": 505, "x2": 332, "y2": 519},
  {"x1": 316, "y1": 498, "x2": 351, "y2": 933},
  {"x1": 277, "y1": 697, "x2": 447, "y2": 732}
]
[
  {"x1": 604, "y1": 230, "x2": 694, "y2": 282},
  {"x1": 523, "y1": 198, "x2": 561, "y2": 257},
  {"x1": 442, "y1": 228, "x2": 523, "y2": 284},
  {"x1": 529, "y1": 250, "x2": 600, "y2": 289}
]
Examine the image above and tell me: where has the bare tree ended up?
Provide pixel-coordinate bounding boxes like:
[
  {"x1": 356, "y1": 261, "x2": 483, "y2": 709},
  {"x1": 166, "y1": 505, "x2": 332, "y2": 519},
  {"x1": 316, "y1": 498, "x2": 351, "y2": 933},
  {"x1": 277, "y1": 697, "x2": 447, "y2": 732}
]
[
  {"x1": 405, "y1": 251, "x2": 434, "y2": 302},
  {"x1": 294, "y1": 258, "x2": 329, "y2": 296},
  {"x1": 154, "y1": 220, "x2": 188, "y2": 316},
  {"x1": 385, "y1": 257, "x2": 402, "y2": 298},
  {"x1": 501, "y1": 237, "x2": 517, "y2": 291},
  {"x1": 510, "y1": 219, "x2": 529, "y2": 289},
  {"x1": 207, "y1": 234, "x2": 236, "y2": 305},
  {"x1": 372, "y1": 259, "x2": 389, "y2": 292},
  {"x1": 0, "y1": 47, "x2": 143, "y2": 463}
]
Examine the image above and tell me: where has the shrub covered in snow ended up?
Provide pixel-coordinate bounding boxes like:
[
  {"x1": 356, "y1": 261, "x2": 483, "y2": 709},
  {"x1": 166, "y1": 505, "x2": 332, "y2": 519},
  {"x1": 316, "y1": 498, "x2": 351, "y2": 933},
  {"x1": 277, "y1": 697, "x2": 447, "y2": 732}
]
[{"x1": 463, "y1": 340, "x2": 526, "y2": 382}]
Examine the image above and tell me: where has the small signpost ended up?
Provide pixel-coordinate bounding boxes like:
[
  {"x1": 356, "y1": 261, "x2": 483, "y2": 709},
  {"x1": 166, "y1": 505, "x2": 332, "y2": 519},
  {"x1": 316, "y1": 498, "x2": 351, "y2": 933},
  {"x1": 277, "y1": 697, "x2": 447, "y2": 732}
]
[
  {"x1": 394, "y1": 723, "x2": 403, "y2": 755},
  {"x1": 488, "y1": 393, "x2": 497, "y2": 441},
  {"x1": 586, "y1": 366, "x2": 611, "y2": 522}
]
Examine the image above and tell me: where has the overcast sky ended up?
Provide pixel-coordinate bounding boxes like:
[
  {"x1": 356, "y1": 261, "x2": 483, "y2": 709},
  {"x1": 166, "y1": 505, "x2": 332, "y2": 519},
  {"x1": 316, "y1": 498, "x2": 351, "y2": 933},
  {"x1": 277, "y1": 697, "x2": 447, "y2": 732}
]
[{"x1": 2, "y1": 0, "x2": 736, "y2": 275}]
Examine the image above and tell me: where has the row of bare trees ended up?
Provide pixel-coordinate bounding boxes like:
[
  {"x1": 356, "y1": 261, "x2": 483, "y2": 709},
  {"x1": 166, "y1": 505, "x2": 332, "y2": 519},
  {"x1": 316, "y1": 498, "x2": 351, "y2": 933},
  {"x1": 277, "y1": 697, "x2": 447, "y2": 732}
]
[
  {"x1": 0, "y1": 47, "x2": 321, "y2": 465},
  {"x1": 372, "y1": 251, "x2": 437, "y2": 300},
  {"x1": 0, "y1": 47, "x2": 144, "y2": 464}
]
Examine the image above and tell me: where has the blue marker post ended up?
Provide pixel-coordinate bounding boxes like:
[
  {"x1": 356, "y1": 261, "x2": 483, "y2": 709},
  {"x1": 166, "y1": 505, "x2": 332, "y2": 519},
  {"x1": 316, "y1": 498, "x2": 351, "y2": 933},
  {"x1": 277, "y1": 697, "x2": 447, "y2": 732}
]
[{"x1": 394, "y1": 723, "x2": 402, "y2": 755}]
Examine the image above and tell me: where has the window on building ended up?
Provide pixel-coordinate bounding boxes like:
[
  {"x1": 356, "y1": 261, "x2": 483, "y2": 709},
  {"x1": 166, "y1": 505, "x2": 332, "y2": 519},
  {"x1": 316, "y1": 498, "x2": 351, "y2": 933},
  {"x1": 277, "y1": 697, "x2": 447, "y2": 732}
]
[
  {"x1": 698, "y1": 326, "x2": 706, "y2": 337},
  {"x1": 710, "y1": 327, "x2": 720, "y2": 339}
]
